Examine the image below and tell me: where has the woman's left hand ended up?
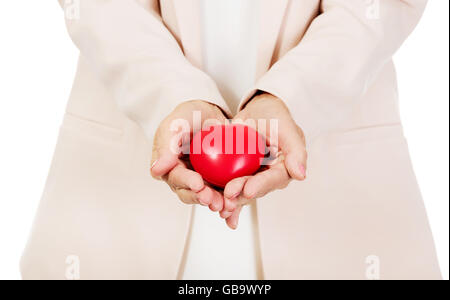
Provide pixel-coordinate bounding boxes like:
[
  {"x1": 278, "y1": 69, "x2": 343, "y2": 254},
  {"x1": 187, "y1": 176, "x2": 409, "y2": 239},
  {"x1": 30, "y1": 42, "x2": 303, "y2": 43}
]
[{"x1": 220, "y1": 93, "x2": 308, "y2": 229}]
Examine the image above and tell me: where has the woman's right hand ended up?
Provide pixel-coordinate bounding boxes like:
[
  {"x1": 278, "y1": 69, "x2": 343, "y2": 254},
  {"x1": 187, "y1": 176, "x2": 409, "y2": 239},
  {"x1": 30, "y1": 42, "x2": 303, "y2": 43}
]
[
  {"x1": 221, "y1": 93, "x2": 308, "y2": 229},
  {"x1": 151, "y1": 100, "x2": 228, "y2": 212}
]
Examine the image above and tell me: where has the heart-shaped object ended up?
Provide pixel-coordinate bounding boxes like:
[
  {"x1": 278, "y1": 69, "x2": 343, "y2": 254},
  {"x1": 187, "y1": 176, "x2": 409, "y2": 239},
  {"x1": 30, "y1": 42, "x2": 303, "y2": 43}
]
[{"x1": 190, "y1": 124, "x2": 266, "y2": 188}]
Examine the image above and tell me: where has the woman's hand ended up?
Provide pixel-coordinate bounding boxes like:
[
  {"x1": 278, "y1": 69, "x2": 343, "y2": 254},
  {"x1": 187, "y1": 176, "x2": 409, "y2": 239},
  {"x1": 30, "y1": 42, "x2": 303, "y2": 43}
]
[
  {"x1": 151, "y1": 100, "x2": 228, "y2": 212},
  {"x1": 221, "y1": 93, "x2": 308, "y2": 229}
]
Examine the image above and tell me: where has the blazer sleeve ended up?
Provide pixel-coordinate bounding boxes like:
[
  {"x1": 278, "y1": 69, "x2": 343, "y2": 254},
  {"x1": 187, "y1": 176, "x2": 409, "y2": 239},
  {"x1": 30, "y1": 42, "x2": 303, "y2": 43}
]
[
  {"x1": 240, "y1": 0, "x2": 427, "y2": 140},
  {"x1": 58, "y1": 0, "x2": 230, "y2": 138}
]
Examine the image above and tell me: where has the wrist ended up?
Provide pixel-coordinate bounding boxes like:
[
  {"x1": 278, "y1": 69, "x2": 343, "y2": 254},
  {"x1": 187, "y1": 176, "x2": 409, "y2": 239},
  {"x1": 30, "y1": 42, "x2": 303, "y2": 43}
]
[{"x1": 246, "y1": 92, "x2": 286, "y2": 110}]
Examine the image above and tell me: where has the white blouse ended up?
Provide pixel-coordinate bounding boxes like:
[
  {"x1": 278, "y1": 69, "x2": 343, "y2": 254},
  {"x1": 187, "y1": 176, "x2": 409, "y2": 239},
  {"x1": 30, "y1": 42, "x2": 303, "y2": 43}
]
[{"x1": 182, "y1": 0, "x2": 262, "y2": 280}]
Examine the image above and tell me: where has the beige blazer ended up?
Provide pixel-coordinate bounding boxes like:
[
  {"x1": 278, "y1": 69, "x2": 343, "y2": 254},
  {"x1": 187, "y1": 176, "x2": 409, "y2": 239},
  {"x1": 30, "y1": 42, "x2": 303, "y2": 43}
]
[{"x1": 21, "y1": 0, "x2": 441, "y2": 280}]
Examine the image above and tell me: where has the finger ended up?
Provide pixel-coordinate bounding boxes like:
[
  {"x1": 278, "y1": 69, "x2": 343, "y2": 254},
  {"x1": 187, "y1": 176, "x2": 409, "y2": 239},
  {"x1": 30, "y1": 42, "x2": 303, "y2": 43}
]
[
  {"x1": 226, "y1": 206, "x2": 242, "y2": 230},
  {"x1": 260, "y1": 144, "x2": 280, "y2": 167},
  {"x1": 196, "y1": 186, "x2": 216, "y2": 207},
  {"x1": 223, "y1": 177, "x2": 249, "y2": 212},
  {"x1": 280, "y1": 126, "x2": 308, "y2": 181},
  {"x1": 222, "y1": 196, "x2": 238, "y2": 215},
  {"x1": 208, "y1": 188, "x2": 224, "y2": 212},
  {"x1": 224, "y1": 176, "x2": 249, "y2": 199},
  {"x1": 220, "y1": 195, "x2": 250, "y2": 219},
  {"x1": 243, "y1": 163, "x2": 291, "y2": 199},
  {"x1": 151, "y1": 122, "x2": 190, "y2": 178},
  {"x1": 220, "y1": 210, "x2": 233, "y2": 219},
  {"x1": 150, "y1": 153, "x2": 179, "y2": 179},
  {"x1": 165, "y1": 164, "x2": 204, "y2": 192},
  {"x1": 175, "y1": 188, "x2": 199, "y2": 205}
]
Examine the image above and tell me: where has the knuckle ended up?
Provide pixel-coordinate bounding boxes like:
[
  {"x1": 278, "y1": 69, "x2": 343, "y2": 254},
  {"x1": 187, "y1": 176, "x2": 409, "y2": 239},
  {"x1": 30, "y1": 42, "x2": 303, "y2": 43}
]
[
  {"x1": 176, "y1": 190, "x2": 195, "y2": 205},
  {"x1": 243, "y1": 185, "x2": 256, "y2": 199},
  {"x1": 278, "y1": 178, "x2": 291, "y2": 190},
  {"x1": 177, "y1": 195, "x2": 190, "y2": 204},
  {"x1": 167, "y1": 181, "x2": 177, "y2": 193}
]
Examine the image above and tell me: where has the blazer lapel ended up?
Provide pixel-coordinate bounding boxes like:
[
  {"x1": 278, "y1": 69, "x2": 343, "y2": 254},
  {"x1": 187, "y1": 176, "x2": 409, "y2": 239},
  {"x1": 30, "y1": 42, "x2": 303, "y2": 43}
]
[
  {"x1": 255, "y1": 0, "x2": 289, "y2": 79},
  {"x1": 172, "y1": 0, "x2": 203, "y2": 68}
]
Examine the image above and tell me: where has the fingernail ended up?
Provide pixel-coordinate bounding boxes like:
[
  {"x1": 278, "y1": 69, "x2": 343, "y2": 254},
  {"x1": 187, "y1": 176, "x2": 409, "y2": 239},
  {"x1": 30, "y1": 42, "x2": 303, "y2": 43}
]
[
  {"x1": 299, "y1": 164, "x2": 307, "y2": 178},
  {"x1": 150, "y1": 160, "x2": 158, "y2": 170}
]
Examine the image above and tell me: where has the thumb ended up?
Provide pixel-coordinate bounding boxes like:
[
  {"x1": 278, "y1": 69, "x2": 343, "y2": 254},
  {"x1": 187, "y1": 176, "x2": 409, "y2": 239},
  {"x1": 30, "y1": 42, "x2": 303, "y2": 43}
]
[
  {"x1": 280, "y1": 126, "x2": 308, "y2": 181},
  {"x1": 150, "y1": 127, "x2": 188, "y2": 179},
  {"x1": 150, "y1": 152, "x2": 179, "y2": 179}
]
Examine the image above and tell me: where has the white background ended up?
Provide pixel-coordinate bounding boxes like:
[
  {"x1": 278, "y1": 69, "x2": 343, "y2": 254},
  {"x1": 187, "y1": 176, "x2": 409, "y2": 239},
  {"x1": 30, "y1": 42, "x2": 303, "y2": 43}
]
[{"x1": 0, "y1": 1, "x2": 448, "y2": 280}]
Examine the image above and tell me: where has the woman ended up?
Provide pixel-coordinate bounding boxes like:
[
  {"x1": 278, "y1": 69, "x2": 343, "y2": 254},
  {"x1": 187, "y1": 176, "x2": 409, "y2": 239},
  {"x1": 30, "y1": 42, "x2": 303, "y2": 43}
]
[{"x1": 21, "y1": 0, "x2": 441, "y2": 280}]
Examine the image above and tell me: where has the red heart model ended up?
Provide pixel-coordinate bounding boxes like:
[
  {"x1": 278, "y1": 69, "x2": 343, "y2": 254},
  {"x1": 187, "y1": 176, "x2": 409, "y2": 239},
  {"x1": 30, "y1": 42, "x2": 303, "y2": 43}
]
[{"x1": 190, "y1": 124, "x2": 266, "y2": 188}]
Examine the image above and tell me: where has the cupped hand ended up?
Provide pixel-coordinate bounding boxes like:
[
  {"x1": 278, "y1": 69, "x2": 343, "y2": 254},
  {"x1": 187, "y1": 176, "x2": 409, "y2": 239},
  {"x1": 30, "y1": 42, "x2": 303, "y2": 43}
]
[
  {"x1": 221, "y1": 93, "x2": 308, "y2": 229},
  {"x1": 151, "y1": 100, "x2": 228, "y2": 212}
]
